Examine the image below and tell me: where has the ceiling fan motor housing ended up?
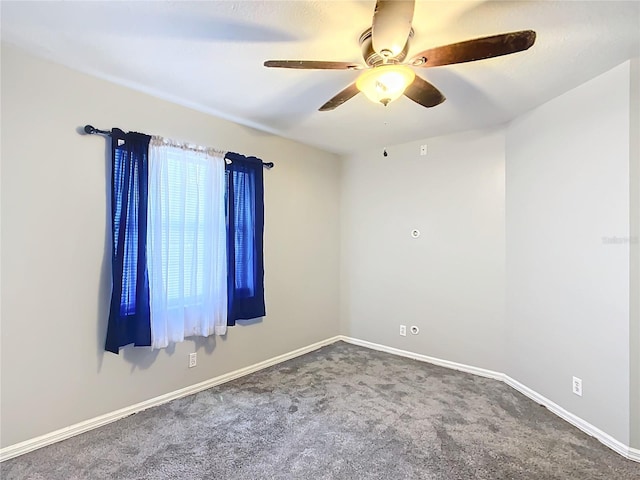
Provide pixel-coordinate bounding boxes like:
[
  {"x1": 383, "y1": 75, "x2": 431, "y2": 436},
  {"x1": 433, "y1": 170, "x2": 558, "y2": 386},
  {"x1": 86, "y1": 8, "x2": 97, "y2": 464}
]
[{"x1": 359, "y1": 27, "x2": 413, "y2": 66}]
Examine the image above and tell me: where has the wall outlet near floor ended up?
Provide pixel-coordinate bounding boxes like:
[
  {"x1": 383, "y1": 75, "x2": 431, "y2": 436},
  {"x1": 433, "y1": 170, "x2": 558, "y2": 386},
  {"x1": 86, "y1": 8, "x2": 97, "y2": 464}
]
[
  {"x1": 399, "y1": 325, "x2": 407, "y2": 337},
  {"x1": 572, "y1": 376, "x2": 582, "y2": 396},
  {"x1": 420, "y1": 144, "x2": 427, "y2": 156},
  {"x1": 189, "y1": 352, "x2": 197, "y2": 368}
]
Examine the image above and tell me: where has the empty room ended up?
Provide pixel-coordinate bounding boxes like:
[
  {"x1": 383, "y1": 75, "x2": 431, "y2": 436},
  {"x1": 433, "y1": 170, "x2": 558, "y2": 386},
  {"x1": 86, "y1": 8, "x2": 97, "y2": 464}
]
[{"x1": 1, "y1": 1, "x2": 639, "y2": 478}]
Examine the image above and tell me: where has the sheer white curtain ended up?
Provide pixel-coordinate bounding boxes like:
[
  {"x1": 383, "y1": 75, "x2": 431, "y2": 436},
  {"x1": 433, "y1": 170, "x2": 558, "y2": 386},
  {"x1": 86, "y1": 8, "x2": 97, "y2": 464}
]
[{"x1": 147, "y1": 137, "x2": 228, "y2": 349}]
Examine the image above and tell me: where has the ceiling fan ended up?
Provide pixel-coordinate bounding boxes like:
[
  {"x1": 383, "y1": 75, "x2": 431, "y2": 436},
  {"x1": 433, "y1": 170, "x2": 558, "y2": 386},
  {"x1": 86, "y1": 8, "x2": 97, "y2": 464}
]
[{"x1": 264, "y1": 0, "x2": 536, "y2": 111}]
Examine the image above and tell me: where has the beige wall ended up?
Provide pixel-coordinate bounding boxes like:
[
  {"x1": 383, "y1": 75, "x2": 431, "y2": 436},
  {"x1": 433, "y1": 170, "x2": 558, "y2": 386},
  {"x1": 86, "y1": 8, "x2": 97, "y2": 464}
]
[
  {"x1": 0, "y1": 44, "x2": 341, "y2": 448},
  {"x1": 629, "y1": 58, "x2": 640, "y2": 450},
  {"x1": 505, "y1": 61, "x2": 632, "y2": 443},
  {"x1": 340, "y1": 128, "x2": 507, "y2": 373}
]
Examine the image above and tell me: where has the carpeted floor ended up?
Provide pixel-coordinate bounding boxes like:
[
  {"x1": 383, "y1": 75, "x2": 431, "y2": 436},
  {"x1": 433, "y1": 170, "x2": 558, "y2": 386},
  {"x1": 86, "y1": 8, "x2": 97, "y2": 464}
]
[{"x1": 2, "y1": 341, "x2": 639, "y2": 479}]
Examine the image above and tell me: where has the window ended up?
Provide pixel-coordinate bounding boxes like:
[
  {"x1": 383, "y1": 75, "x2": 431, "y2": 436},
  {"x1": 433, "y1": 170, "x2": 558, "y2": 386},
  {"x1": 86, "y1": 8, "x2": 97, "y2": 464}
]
[
  {"x1": 147, "y1": 140, "x2": 228, "y2": 348},
  {"x1": 161, "y1": 151, "x2": 213, "y2": 304},
  {"x1": 105, "y1": 135, "x2": 266, "y2": 353}
]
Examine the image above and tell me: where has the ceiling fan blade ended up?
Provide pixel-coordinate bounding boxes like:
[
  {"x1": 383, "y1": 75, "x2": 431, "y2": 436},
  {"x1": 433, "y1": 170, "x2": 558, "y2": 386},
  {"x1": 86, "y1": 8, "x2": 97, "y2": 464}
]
[
  {"x1": 404, "y1": 76, "x2": 446, "y2": 108},
  {"x1": 410, "y1": 30, "x2": 536, "y2": 68},
  {"x1": 264, "y1": 60, "x2": 363, "y2": 70},
  {"x1": 371, "y1": 0, "x2": 415, "y2": 57},
  {"x1": 319, "y1": 83, "x2": 360, "y2": 111}
]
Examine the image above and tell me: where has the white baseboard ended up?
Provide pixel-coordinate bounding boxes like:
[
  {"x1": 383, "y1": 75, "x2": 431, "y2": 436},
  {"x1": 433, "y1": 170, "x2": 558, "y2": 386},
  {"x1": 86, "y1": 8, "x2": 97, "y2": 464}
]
[
  {"x1": 3, "y1": 334, "x2": 638, "y2": 465},
  {"x1": 0, "y1": 335, "x2": 341, "y2": 462},
  {"x1": 339, "y1": 336, "x2": 504, "y2": 381},
  {"x1": 501, "y1": 375, "x2": 637, "y2": 462},
  {"x1": 339, "y1": 335, "x2": 639, "y2": 464}
]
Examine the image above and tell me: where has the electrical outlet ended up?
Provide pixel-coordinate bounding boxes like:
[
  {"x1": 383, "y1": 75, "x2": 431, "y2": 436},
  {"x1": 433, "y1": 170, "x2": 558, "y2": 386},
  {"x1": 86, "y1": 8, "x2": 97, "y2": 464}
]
[
  {"x1": 420, "y1": 144, "x2": 427, "y2": 156},
  {"x1": 399, "y1": 325, "x2": 407, "y2": 337},
  {"x1": 572, "y1": 376, "x2": 582, "y2": 396},
  {"x1": 189, "y1": 352, "x2": 197, "y2": 368}
]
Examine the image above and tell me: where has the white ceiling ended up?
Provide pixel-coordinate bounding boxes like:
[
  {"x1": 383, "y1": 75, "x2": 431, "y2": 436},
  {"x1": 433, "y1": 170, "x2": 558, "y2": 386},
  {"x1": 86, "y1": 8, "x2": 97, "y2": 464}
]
[{"x1": 2, "y1": 1, "x2": 639, "y2": 155}]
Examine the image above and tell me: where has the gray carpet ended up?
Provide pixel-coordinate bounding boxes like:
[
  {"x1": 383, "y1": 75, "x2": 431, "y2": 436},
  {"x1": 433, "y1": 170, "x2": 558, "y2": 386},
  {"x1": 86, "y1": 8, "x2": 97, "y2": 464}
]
[{"x1": 2, "y1": 341, "x2": 639, "y2": 479}]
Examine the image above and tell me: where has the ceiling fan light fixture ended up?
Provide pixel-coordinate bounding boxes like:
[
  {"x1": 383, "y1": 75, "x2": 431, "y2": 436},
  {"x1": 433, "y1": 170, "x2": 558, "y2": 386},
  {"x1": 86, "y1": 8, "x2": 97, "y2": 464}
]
[{"x1": 356, "y1": 64, "x2": 415, "y2": 106}]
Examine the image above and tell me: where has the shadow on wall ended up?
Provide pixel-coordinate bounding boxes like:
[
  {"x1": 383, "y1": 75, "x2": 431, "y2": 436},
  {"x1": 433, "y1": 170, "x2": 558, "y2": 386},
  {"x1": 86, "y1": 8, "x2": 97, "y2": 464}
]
[
  {"x1": 193, "y1": 334, "x2": 221, "y2": 356},
  {"x1": 120, "y1": 333, "x2": 222, "y2": 372},
  {"x1": 96, "y1": 135, "x2": 111, "y2": 373},
  {"x1": 236, "y1": 318, "x2": 263, "y2": 327},
  {"x1": 123, "y1": 346, "x2": 161, "y2": 372}
]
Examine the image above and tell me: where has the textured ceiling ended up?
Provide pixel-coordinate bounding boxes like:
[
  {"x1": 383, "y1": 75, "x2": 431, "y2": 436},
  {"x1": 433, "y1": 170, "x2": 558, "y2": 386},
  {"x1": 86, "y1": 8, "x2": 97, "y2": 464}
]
[{"x1": 2, "y1": 1, "x2": 639, "y2": 154}]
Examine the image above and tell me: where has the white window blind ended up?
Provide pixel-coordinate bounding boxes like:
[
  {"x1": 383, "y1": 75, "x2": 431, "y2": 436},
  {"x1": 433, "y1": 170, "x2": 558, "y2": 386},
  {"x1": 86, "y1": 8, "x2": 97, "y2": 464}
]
[{"x1": 147, "y1": 138, "x2": 228, "y2": 348}]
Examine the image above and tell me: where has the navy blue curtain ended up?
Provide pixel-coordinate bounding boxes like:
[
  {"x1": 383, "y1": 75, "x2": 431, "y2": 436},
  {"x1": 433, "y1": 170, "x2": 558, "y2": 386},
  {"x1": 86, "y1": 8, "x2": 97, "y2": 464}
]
[
  {"x1": 225, "y1": 152, "x2": 265, "y2": 325},
  {"x1": 105, "y1": 129, "x2": 152, "y2": 353}
]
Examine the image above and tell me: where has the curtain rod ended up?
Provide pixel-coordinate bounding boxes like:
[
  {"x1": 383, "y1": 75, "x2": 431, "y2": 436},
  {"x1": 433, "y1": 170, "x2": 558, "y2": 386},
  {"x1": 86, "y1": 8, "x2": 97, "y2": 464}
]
[{"x1": 83, "y1": 125, "x2": 275, "y2": 169}]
